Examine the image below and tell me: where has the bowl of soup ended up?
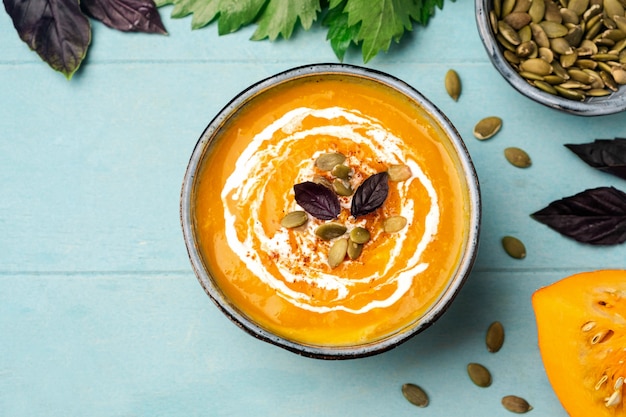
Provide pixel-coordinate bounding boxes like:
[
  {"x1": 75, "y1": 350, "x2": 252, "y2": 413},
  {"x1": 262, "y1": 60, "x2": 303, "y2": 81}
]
[{"x1": 181, "y1": 64, "x2": 481, "y2": 359}]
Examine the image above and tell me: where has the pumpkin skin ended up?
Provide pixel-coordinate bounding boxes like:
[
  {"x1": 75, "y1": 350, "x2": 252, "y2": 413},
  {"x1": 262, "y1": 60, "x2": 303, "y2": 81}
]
[{"x1": 532, "y1": 270, "x2": 626, "y2": 417}]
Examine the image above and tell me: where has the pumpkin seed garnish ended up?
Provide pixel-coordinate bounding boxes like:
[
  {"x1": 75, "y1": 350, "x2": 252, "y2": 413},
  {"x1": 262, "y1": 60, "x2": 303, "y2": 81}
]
[
  {"x1": 388, "y1": 164, "x2": 412, "y2": 182},
  {"x1": 384, "y1": 216, "x2": 408, "y2": 233},
  {"x1": 280, "y1": 211, "x2": 308, "y2": 229},
  {"x1": 328, "y1": 237, "x2": 348, "y2": 268},
  {"x1": 467, "y1": 363, "x2": 493, "y2": 387},
  {"x1": 486, "y1": 321, "x2": 505, "y2": 353},
  {"x1": 501, "y1": 395, "x2": 533, "y2": 413},
  {"x1": 401, "y1": 383, "x2": 429, "y2": 408},
  {"x1": 315, "y1": 223, "x2": 347, "y2": 240},
  {"x1": 332, "y1": 178, "x2": 354, "y2": 196},
  {"x1": 331, "y1": 164, "x2": 352, "y2": 180},
  {"x1": 315, "y1": 152, "x2": 346, "y2": 171},
  {"x1": 347, "y1": 240, "x2": 363, "y2": 260},
  {"x1": 502, "y1": 235, "x2": 527, "y2": 259},
  {"x1": 445, "y1": 69, "x2": 462, "y2": 101},
  {"x1": 504, "y1": 147, "x2": 532, "y2": 168},
  {"x1": 349, "y1": 227, "x2": 371, "y2": 244},
  {"x1": 473, "y1": 116, "x2": 503, "y2": 140}
]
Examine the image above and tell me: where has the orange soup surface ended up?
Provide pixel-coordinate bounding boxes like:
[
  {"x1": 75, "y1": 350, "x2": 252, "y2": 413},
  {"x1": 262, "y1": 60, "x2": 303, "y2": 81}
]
[{"x1": 193, "y1": 74, "x2": 471, "y2": 347}]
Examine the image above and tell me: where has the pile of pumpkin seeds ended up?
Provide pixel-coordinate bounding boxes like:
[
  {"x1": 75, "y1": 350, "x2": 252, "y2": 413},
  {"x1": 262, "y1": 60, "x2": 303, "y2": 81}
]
[
  {"x1": 281, "y1": 152, "x2": 410, "y2": 268},
  {"x1": 490, "y1": 0, "x2": 626, "y2": 100}
]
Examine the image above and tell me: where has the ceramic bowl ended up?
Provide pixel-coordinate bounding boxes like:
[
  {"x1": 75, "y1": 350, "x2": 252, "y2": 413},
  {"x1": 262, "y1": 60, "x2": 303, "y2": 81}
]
[
  {"x1": 180, "y1": 64, "x2": 481, "y2": 359},
  {"x1": 475, "y1": 0, "x2": 626, "y2": 116}
]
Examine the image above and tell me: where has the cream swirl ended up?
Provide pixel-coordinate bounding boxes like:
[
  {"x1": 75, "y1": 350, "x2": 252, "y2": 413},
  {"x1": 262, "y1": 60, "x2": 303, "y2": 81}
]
[{"x1": 222, "y1": 107, "x2": 439, "y2": 314}]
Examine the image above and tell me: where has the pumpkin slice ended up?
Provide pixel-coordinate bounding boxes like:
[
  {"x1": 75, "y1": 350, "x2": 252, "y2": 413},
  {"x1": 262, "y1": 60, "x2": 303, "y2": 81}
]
[{"x1": 532, "y1": 270, "x2": 626, "y2": 417}]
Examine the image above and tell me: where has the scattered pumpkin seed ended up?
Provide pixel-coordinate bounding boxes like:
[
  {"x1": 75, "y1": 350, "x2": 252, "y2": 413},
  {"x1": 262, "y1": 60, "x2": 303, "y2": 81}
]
[
  {"x1": 347, "y1": 240, "x2": 363, "y2": 260},
  {"x1": 280, "y1": 211, "x2": 308, "y2": 229},
  {"x1": 467, "y1": 363, "x2": 493, "y2": 387},
  {"x1": 473, "y1": 116, "x2": 503, "y2": 140},
  {"x1": 445, "y1": 69, "x2": 462, "y2": 101},
  {"x1": 401, "y1": 383, "x2": 429, "y2": 408},
  {"x1": 502, "y1": 395, "x2": 533, "y2": 413},
  {"x1": 332, "y1": 178, "x2": 353, "y2": 196},
  {"x1": 331, "y1": 164, "x2": 351, "y2": 180},
  {"x1": 383, "y1": 216, "x2": 408, "y2": 233},
  {"x1": 502, "y1": 235, "x2": 527, "y2": 259},
  {"x1": 350, "y1": 227, "x2": 371, "y2": 244},
  {"x1": 315, "y1": 152, "x2": 346, "y2": 171},
  {"x1": 315, "y1": 223, "x2": 347, "y2": 240},
  {"x1": 388, "y1": 164, "x2": 412, "y2": 181},
  {"x1": 504, "y1": 147, "x2": 532, "y2": 168},
  {"x1": 328, "y1": 237, "x2": 348, "y2": 268},
  {"x1": 486, "y1": 321, "x2": 505, "y2": 353}
]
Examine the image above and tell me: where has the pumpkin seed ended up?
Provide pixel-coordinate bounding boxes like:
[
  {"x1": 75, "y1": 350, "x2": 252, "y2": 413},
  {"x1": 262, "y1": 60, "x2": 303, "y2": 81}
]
[
  {"x1": 560, "y1": 7, "x2": 579, "y2": 24},
  {"x1": 315, "y1": 223, "x2": 347, "y2": 240},
  {"x1": 331, "y1": 164, "x2": 351, "y2": 180},
  {"x1": 534, "y1": 79, "x2": 559, "y2": 93},
  {"x1": 604, "y1": 0, "x2": 625, "y2": 22},
  {"x1": 486, "y1": 321, "x2": 505, "y2": 352},
  {"x1": 504, "y1": 11, "x2": 533, "y2": 29},
  {"x1": 312, "y1": 175, "x2": 333, "y2": 189},
  {"x1": 328, "y1": 237, "x2": 348, "y2": 268},
  {"x1": 529, "y1": 0, "x2": 546, "y2": 23},
  {"x1": 520, "y1": 57, "x2": 553, "y2": 74},
  {"x1": 554, "y1": 84, "x2": 586, "y2": 100},
  {"x1": 502, "y1": 235, "x2": 527, "y2": 259},
  {"x1": 332, "y1": 178, "x2": 353, "y2": 196},
  {"x1": 473, "y1": 116, "x2": 503, "y2": 140},
  {"x1": 401, "y1": 383, "x2": 429, "y2": 408},
  {"x1": 384, "y1": 216, "x2": 408, "y2": 233},
  {"x1": 504, "y1": 147, "x2": 532, "y2": 168},
  {"x1": 315, "y1": 152, "x2": 346, "y2": 171},
  {"x1": 445, "y1": 69, "x2": 462, "y2": 101},
  {"x1": 499, "y1": 20, "x2": 522, "y2": 44},
  {"x1": 467, "y1": 363, "x2": 493, "y2": 387},
  {"x1": 388, "y1": 164, "x2": 412, "y2": 181},
  {"x1": 350, "y1": 227, "x2": 371, "y2": 244},
  {"x1": 611, "y1": 66, "x2": 626, "y2": 84},
  {"x1": 539, "y1": 20, "x2": 569, "y2": 37},
  {"x1": 502, "y1": 395, "x2": 533, "y2": 413},
  {"x1": 280, "y1": 211, "x2": 308, "y2": 229},
  {"x1": 347, "y1": 240, "x2": 363, "y2": 260},
  {"x1": 567, "y1": 0, "x2": 589, "y2": 16}
]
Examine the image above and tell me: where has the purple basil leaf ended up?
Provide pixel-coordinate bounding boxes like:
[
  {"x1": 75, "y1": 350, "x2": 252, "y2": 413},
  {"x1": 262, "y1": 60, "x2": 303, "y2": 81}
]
[
  {"x1": 4, "y1": 0, "x2": 91, "y2": 79},
  {"x1": 531, "y1": 186, "x2": 626, "y2": 245},
  {"x1": 351, "y1": 172, "x2": 389, "y2": 218},
  {"x1": 81, "y1": 0, "x2": 167, "y2": 34},
  {"x1": 294, "y1": 181, "x2": 340, "y2": 220},
  {"x1": 565, "y1": 138, "x2": 626, "y2": 180}
]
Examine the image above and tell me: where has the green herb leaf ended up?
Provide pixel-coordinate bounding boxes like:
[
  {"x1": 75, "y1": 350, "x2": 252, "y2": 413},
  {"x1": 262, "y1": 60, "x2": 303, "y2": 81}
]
[
  {"x1": 351, "y1": 172, "x2": 389, "y2": 217},
  {"x1": 322, "y1": 0, "x2": 360, "y2": 61},
  {"x1": 251, "y1": 0, "x2": 321, "y2": 40},
  {"x1": 82, "y1": 0, "x2": 168, "y2": 34},
  {"x1": 4, "y1": 0, "x2": 91, "y2": 79},
  {"x1": 343, "y1": 0, "x2": 420, "y2": 62}
]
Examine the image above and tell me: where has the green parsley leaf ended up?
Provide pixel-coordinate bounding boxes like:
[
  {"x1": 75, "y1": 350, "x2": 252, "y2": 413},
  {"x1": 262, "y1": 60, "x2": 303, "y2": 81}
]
[{"x1": 251, "y1": 0, "x2": 321, "y2": 41}]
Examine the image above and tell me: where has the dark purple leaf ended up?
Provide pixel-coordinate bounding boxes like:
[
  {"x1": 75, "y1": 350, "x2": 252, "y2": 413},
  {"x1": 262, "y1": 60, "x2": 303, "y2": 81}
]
[
  {"x1": 351, "y1": 172, "x2": 389, "y2": 218},
  {"x1": 565, "y1": 138, "x2": 626, "y2": 180},
  {"x1": 4, "y1": 0, "x2": 91, "y2": 79},
  {"x1": 531, "y1": 186, "x2": 626, "y2": 245},
  {"x1": 82, "y1": 0, "x2": 167, "y2": 34},
  {"x1": 294, "y1": 181, "x2": 340, "y2": 220}
]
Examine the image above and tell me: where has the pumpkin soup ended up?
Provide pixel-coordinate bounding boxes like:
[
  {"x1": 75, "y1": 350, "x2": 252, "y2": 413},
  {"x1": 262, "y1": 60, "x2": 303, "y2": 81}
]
[{"x1": 191, "y1": 71, "x2": 474, "y2": 348}]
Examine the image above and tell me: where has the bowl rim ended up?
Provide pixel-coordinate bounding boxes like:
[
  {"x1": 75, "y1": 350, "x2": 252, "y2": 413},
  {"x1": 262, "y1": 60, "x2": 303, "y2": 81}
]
[
  {"x1": 180, "y1": 63, "x2": 482, "y2": 359},
  {"x1": 474, "y1": 0, "x2": 626, "y2": 116}
]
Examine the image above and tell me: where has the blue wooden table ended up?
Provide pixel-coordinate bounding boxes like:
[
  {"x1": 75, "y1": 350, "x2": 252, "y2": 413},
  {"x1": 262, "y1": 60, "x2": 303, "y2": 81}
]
[{"x1": 2, "y1": 2, "x2": 626, "y2": 416}]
